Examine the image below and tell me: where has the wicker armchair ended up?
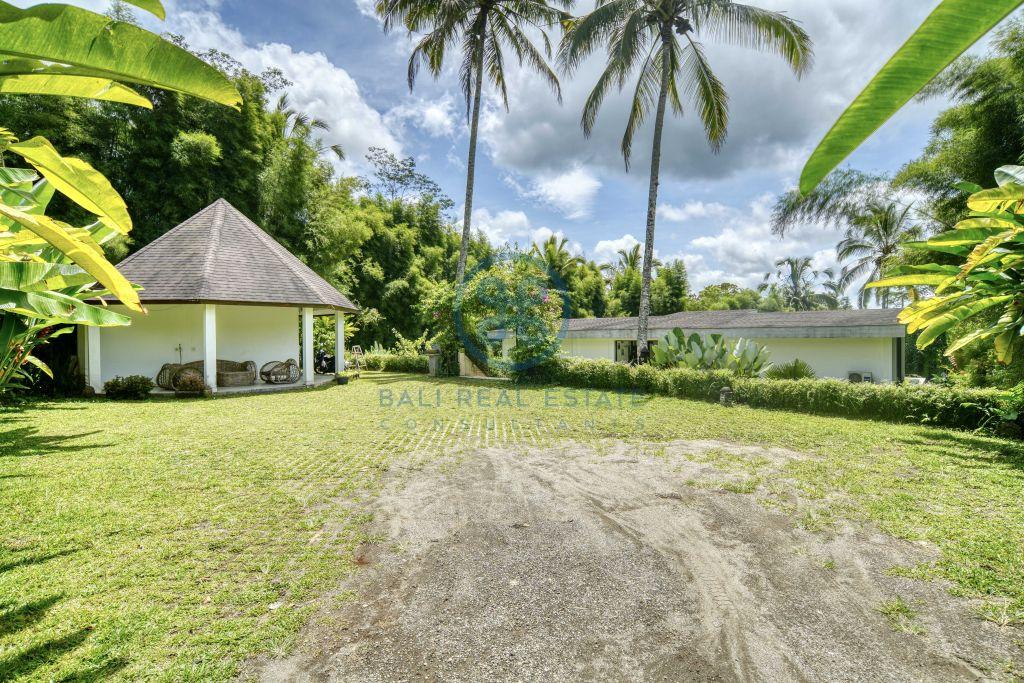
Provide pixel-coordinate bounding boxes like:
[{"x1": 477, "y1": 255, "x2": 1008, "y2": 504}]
[
  {"x1": 157, "y1": 360, "x2": 204, "y2": 390},
  {"x1": 156, "y1": 359, "x2": 256, "y2": 389},
  {"x1": 260, "y1": 358, "x2": 300, "y2": 384},
  {"x1": 216, "y1": 359, "x2": 257, "y2": 387}
]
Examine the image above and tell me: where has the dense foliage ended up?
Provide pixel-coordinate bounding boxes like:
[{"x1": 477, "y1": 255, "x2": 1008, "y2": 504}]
[{"x1": 516, "y1": 357, "x2": 1013, "y2": 433}]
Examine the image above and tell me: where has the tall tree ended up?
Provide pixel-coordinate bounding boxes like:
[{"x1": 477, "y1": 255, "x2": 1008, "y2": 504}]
[
  {"x1": 377, "y1": 0, "x2": 570, "y2": 283},
  {"x1": 650, "y1": 258, "x2": 689, "y2": 314},
  {"x1": 836, "y1": 202, "x2": 921, "y2": 308},
  {"x1": 561, "y1": 0, "x2": 811, "y2": 360}
]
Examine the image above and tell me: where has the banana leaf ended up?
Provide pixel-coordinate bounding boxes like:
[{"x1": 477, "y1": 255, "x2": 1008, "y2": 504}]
[
  {"x1": 799, "y1": 0, "x2": 1024, "y2": 194},
  {"x1": 0, "y1": 287, "x2": 131, "y2": 325},
  {"x1": 0, "y1": 2, "x2": 239, "y2": 108},
  {"x1": 0, "y1": 205, "x2": 140, "y2": 311},
  {"x1": 0, "y1": 73, "x2": 151, "y2": 107},
  {"x1": 9, "y1": 137, "x2": 131, "y2": 234}
]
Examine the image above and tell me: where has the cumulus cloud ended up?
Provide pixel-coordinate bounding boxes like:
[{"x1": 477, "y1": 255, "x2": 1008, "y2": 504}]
[
  {"x1": 509, "y1": 166, "x2": 603, "y2": 219},
  {"x1": 387, "y1": 95, "x2": 458, "y2": 138},
  {"x1": 680, "y1": 193, "x2": 841, "y2": 289},
  {"x1": 592, "y1": 234, "x2": 641, "y2": 265},
  {"x1": 167, "y1": 8, "x2": 401, "y2": 174},
  {"x1": 469, "y1": 208, "x2": 533, "y2": 245},
  {"x1": 477, "y1": 0, "x2": 945, "y2": 182}
]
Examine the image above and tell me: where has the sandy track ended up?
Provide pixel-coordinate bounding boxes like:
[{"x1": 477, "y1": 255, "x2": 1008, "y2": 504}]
[{"x1": 250, "y1": 441, "x2": 1023, "y2": 682}]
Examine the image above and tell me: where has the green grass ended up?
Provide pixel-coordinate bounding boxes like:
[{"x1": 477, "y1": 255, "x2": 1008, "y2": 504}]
[
  {"x1": 877, "y1": 596, "x2": 926, "y2": 635},
  {"x1": 2, "y1": 372, "x2": 1024, "y2": 679}
]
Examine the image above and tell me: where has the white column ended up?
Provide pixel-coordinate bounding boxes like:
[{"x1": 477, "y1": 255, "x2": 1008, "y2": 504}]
[
  {"x1": 334, "y1": 312, "x2": 346, "y2": 373},
  {"x1": 203, "y1": 304, "x2": 217, "y2": 392},
  {"x1": 301, "y1": 307, "x2": 314, "y2": 386},
  {"x1": 85, "y1": 325, "x2": 102, "y2": 393}
]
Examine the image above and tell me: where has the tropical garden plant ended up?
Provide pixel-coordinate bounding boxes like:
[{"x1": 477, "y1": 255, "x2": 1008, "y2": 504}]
[
  {"x1": 376, "y1": 0, "x2": 571, "y2": 283},
  {"x1": 799, "y1": 0, "x2": 1024, "y2": 195},
  {"x1": 0, "y1": 1, "x2": 239, "y2": 394},
  {"x1": 760, "y1": 256, "x2": 832, "y2": 311},
  {"x1": 868, "y1": 166, "x2": 1024, "y2": 364},
  {"x1": 837, "y1": 202, "x2": 922, "y2": 308},
  {"x1": 764, "y1": 357, "x2": 815, "y2": 380},
  {"x1": 559, "y1": 0, "x2": 812, "y2": 360},
  {"x1": 651, "y1": 328, "x2": 771, "y2": 376}
]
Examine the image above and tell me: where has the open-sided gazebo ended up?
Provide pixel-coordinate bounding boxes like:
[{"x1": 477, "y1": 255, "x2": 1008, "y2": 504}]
[{"x1": 79, "y1": 198, "x2": 358, "y2": 393}]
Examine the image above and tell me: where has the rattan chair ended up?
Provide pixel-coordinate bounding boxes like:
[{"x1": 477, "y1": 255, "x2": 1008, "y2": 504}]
[
  {"x1": 260, "y1": 358, "x2": 300, "y2": 384},
  {"x1": 216, "y1": 359, "x2": 257, "y2": 387}
]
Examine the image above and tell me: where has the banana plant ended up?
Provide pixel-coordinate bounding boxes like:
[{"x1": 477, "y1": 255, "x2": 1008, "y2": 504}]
[
  {"x1": 0, "y1": 0, "x2": 240, "y2": 393},
  {"x1": 868, "y1": 165, "x2": 1024, "y2": 363},
  {"x1": 651, "y1": 328, "x2": 771, "y2": 376},
  {"x1": 800, "y1": 0, "x2": 1024, "y2": 195}
]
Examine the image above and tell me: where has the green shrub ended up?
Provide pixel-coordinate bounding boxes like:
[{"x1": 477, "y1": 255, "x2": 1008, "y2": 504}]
[
  {"x1": 104, "y1": 375, "x2": 154, "y2": 400},
  {"x1": 361, "y1": 352, "x2": 429, "y2": 373},
  {"x1": 764, "y1": 358, "x2": 816, "y2": 380},
  {"x1": 515, "y1": 357, "x2": 1013, "y2": 433}
]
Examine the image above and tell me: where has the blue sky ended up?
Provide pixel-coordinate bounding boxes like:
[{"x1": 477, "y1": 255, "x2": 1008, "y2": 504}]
[{"x1": 82, "y1": 1, "x2": 1011, "y2": 289}]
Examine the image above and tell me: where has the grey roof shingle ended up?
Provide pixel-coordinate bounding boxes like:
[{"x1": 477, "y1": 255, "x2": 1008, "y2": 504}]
[
  {"x1": 567, "y1": 308, "x2": 901, "y2": 332},
  {"x1": 114, "y1": 199, "x2": 357, "y2": 311}
]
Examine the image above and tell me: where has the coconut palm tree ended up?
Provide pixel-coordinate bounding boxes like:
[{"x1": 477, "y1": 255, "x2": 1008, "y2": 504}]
[
  {"x1": 599, "y1": 244, "x2": 661, "y2": 277},
  {"x1": 532, "y1": 234, "x2": 584, "y2": 283},
  {"x1": 560, "y1": 1, "x2": 812, "y2": 360},
  {"x1": 761, "y1": 256, "x2": 826, "y2": 311},
  {"x1": 837, "y1": 201, "x2": 922, "y2": 308},
  {"x1": 270, "y1": 94, "x2": 345, "y2": 160},
  {"x1": 377, "y1": 0, "x2": 571, "y2": 283}
]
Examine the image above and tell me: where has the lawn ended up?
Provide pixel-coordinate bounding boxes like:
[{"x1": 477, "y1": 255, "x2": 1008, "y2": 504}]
[{"x1": 2, "y1": 372, "x2": 1023, "y2": 680}]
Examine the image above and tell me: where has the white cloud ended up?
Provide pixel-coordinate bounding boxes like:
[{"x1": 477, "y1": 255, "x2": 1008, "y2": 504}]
[
  {"x1": 658, "y1": 200, "x2": 731, "y2": 222},
  {"x1": 169, "y1": 9, "x2": 401, "y2": 174},
  {"x1": 681, "y1": 193, "x2": 841, "y2": 289},
  {"x1": 511, "y1": 166, "x2": 602, "y2": 220},
  {"x1": 387, "y1": 95, "x2": 458, "y2": 138},
  {"x1": 469, "y1": 208, "x2": 532, "y2": 245},
  {"x1": 476, "y1": 0, "x2": 949, "y2": 183},
  {"x1": 592, "y1": 234, "x2": 641, "y2": 265}
]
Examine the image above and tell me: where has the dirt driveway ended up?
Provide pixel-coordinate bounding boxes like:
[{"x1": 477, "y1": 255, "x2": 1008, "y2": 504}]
[{"x1": 250, "y1": 441, "x2": 1023, "y2": 682}]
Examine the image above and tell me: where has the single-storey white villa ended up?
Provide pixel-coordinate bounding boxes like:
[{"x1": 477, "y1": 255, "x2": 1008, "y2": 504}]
[
  {"x1": 503, "y1": 309, "x2": 907, "y2": 382},
  {"x1": 79, "y1": 198, "x2": 357, "y2": 393}
]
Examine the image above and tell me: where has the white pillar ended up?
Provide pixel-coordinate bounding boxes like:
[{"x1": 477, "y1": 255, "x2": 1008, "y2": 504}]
[
  {"x1": 203, "y1": 304, "x2": 217, "y2": 392},
  {"x1": 85, "y1": 325, "x2": 102, "y2": 393},
  {"x1": 301, "y1": 307, "x2": 314, "y2": 386},
  {"x1": 334, "y1": 312, "x2": 346, "y2": 373}
]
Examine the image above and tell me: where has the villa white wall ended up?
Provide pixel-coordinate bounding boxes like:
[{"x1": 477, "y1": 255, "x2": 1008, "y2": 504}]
[
  {"x1": 100, "y1": 304, "x2": 204, "y2": 383},
  {"x1": 549, "y1": 334, "x2": 897, "y2": 382},
  {"x1": 750, "y1": 337, "x2": 896, "y2": 382},
  {"x1": 216, "y1": 305, "x2": 299, "y2": 372},
  {"x1": 559, "y1": 338, "x2": 615, "y2": 361},
  {"x1": 98, "y1": 303, "x2": 300, "y2": 384}
]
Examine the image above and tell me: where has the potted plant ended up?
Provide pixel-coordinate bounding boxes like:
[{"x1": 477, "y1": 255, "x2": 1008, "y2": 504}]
[{"x1": 174, "y1": 371, "x2": 209, "y2": 398}]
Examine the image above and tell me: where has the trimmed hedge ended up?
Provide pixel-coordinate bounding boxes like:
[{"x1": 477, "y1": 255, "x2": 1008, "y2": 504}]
[
  {"x1": 361, "y1": 352, "x2": 429, "y2": 373},
  {"x1": 516, "y1": 357, "x2": 1011, "y2": 433}
]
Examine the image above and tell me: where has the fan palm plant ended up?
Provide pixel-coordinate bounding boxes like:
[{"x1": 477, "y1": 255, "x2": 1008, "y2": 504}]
[
  {"x1": 377, "y1": 0, "x2": 571, "y2": 283},
  {"x1": 560, "y1": 0, "x2": 812, "y2": 360},
  {"x1": 836, "y1": 201, "x2": 922, "y2": 308}
]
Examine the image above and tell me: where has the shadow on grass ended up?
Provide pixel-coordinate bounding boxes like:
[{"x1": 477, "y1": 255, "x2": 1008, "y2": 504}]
[
  {"x1": 0, "y1": 547, "x2": 79, "y2": 575},
  {"x1": 0, "y1": 426, "x2": 106, "y2": 458},
  {"x1": 0, "y1": 626, "x2": 95, "y2": 682},
  {"x1": 896, "y1": 429, "x2": 1024, "y2": 472},
  {"x1": 0, "y1": 595, "x2": 61, "y2": 639}
]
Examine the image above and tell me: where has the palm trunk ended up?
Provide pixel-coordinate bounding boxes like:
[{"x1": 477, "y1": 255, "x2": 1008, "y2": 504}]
[
  {"x1": 636, "y1": 27, "x2": 672, "y2": 362},
  {"x1": 456, "y1": 31, "x2": 486, "y2": 284}
]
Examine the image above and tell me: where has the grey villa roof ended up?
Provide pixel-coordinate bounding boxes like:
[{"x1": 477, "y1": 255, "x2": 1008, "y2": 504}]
[
  {"x1": 560, "y1": 309, "x2": 904, "y2": 339},
  {"x1": 114, "y1": 199, "x2": 357, "y2": 312}
]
